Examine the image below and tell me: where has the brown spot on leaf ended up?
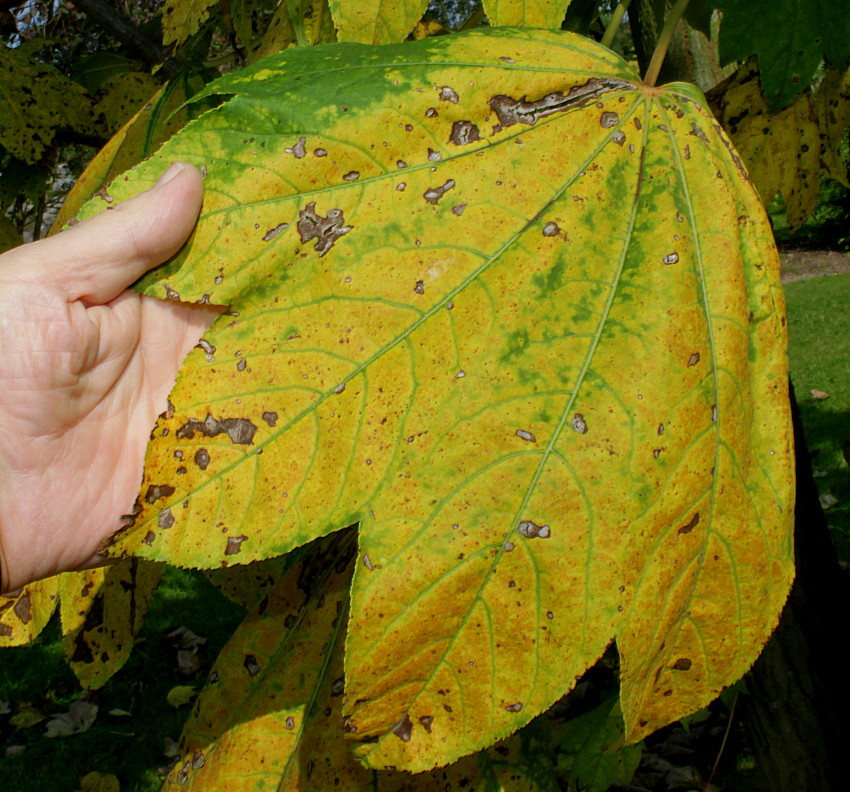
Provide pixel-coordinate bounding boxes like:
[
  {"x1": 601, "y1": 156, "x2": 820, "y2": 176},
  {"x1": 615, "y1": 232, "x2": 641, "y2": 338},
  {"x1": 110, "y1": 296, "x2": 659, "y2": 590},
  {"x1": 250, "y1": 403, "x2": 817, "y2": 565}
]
[
  {"x1": 504, "y1": 702, "x2": 523, "y2": 712},
  {"x1": 13, "y1": 593, "x2": 32, "y2": 624},
  {"x1": 451, "y1": 204, "x2": 466, "y2": 215},
  {"x1": 572, "y1": 413, "x2": 588, "y2": 434},
  {"x1": 158, "y1": 509, "x2": 175, "y2": 530},
  {"x1": 515, "y1": 429, "x2": 536, "y2": 442},
  {"x1": 419, "y1": 715, "x2": 434, "y2": 733},
  {"x1": 542, "y1": 222, "x2": 560, "y2": 237},
  {"x1": 194, "y1": 448, "x2": 211, "y2": 470},
  {"x1": 678, "y1": 513, "x2": 700, "y2": 535},
  {"x1": 392, "y1": 712, "x2": 413, "y2": 742},
  {"x1": 145, "y1": 484, "x2": 175, "y2": 504},
  {"x1": 449, "y1": 120, "x2": 481, "y2": 145},
  {"x1": 143, "y1": 531, "x2": 156, "y2": 545},
  {"x1": 439, "y1": 86, "x2": 458, "y2": 103},
  {"x1": 225, "y1": 535, "x2": 248, "y2": 555},
  {"x1": 489, "y1": 77, "x2": 634, "y2": 128},
  {"x1": 244, "y1": 654, "x2": 261, "y2": 676},
  {"x1": 688, "y1": 352, "x2": 700, "y2": 366},
  {"x1": 262, "y1": 411, "x2": 278, "y2": 427},
  {"x1": 0, "y1": 623, "x2": 11, "y2": 637},
  {"x1": 177, "y1": 414, "x2": 257, "y2": 445},
  {"x1": 285, "y1": 136, "x2": 306, "y2": 158},
  {"x1": 423, "y1": 179, "x2": 455, "y2": 204},
  {"x1": 263, "y1": 223, "x2": 288, "y2": 241},
  {"x1": 672, "y1": 657, "x2": 692, "y2": 671},
  {"x1": 517, "y1": 521, "x2": 550, "y2": 539},
  {"x1": 297, "y1": 202, "x2": 353, "y2": 256},
  {"x1": 600, "y1": 111, "x2": 619, "y2": 127},
  {"x1": 414, "y1": 280, "x2": 425, "y2": 294}
]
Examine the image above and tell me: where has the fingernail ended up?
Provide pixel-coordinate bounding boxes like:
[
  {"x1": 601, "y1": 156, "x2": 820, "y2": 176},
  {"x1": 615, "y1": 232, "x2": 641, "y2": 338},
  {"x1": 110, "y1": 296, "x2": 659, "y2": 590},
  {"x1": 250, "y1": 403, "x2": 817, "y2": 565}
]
[{"x1": 155, "y1": 162, "x2": 185, "y2": 188}]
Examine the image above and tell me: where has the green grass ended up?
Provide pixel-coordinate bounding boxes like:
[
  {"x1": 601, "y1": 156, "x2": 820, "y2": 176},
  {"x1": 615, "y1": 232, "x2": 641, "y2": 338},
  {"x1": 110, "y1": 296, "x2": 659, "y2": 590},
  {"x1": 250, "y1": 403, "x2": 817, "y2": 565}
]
[
  {"x1": 0, "y1": 568, "x2": 245, "y2": 791},
  {"x1": 784, "y1": 272, "x2": 850, "y2": 561}
]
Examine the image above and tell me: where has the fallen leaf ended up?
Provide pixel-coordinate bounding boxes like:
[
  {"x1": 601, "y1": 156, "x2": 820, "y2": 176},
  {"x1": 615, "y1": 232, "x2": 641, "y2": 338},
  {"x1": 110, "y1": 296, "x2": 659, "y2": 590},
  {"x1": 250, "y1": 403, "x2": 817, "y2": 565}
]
[
  {"x1": 167, "y1": 685, "x2": 198, "y2": 708},
  {"x1": 76, "y1": 771, "x2": 121, "y2": 792},
  {"x1": 10, "y1": 706, "x2": 45, "y2": 729},
  {"x1": 810, "y1": 389, "x2": 830, "y2": 399},
  {"x1": 163, "y1": 736, "x2": 180, "y2": 757},
  {"x1": 108, "y1": 708, "x2": 132, "y2": 717},
  {"x1": 819, "y1": 493, "x2": 839, "y2": 509},
  {"x1": 5, "y1": 744, "x2": 26, "y2": 756},
  {"x1": 45, "y1": 700, "x2": 98, "y2": 738}
]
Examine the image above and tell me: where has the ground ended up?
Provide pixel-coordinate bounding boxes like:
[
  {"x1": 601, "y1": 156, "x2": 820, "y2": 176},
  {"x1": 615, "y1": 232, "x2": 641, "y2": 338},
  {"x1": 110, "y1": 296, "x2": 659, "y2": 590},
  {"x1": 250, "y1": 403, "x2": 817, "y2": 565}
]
[{"x1": 780, "y1": 249, "x2": 850, "y2": 283}]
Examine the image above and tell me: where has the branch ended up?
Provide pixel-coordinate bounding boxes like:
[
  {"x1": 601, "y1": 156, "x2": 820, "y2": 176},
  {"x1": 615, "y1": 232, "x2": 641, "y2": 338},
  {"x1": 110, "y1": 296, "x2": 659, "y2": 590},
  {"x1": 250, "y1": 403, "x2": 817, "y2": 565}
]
[{"x1": 71, "y1": 0, "x2": 181, "y2": 80}]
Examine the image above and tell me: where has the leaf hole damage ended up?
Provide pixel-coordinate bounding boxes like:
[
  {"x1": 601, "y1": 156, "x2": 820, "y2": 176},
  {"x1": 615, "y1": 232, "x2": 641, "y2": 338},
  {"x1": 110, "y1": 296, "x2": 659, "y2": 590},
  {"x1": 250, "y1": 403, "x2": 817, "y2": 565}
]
[
  {"x1": 297, "y1": 202, "x2": 352, "y2": 256},
  {"x1": 488, "y1": 77, "x2": 634, "y2": 128},
  {"x1": 145, "y1": 484, "x2": 175, "y2": 504},
  {"x1": 177, "y1": 414, "x2": 258, "y2": 445},
  {"x1": 225, "y1": 535, "x2": 248, "y2": 555},
  {"x1": 284, "y1": 136, "x2": 307, "y2": 158},
  {"x1": 571, "y1": 413, "x2": 588, "y2": 434},
  {"x1": 515, "y1": 428, "x2": 536, "y2": 443},
  {"x1": 517, "y1": 521, "x2": 550, "y2": 539},
  {"x1": 438, "y1": 86, "x2": 458, "y2": 103},
  {"x1": 449, "y1": 120, "x2": 481, "y2": 146},
  {"x1": 392, "y1": 712, "x2": 413, "y2": 742},
  {"x1": 424, "y1": 179, "x2": 455, "y2": 205},
  {"x1": 262, "y1": 222, "x2": 288, "y2": 241},
  {"x1": 243, "y1": 653, "x2": 261, "y2": 676},
  {"x1": 504, "y1": 702, "x2": 522, "y2": 713}
]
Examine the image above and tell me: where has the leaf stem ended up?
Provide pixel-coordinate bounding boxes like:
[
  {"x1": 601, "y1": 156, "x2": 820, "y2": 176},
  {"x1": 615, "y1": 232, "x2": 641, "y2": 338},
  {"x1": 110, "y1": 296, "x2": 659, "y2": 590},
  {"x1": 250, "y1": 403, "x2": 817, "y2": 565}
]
[
  {"x1": 600, "y1": 0, "x2": 633, "y2": 50},
  {"x1": 643, "y1": 0, "x2": 691, "y2": 87}
]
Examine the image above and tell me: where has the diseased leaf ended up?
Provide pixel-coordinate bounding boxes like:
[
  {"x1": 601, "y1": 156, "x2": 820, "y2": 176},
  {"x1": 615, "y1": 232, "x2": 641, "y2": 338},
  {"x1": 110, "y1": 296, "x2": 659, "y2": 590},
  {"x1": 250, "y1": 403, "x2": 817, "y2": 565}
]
[
  {"x1": 255, "y1": 0, "x2": 298, "y2": 58},
  {"x1": 553, "y1": 696, "x2": 642, "y2": 792},
  {"x1": 204, "y1": 556, "x2": 291, "y2": 608},
  {"x1": 163, "y1": 0, "x2": 219, "y2": 48},
  {"x1": 162, "y1": 530, "x2": 361, "y2": 790},
  {"x1": 0, "y1": 576, "x2": 59, "y2": 646},
  {"x1": 708, "y1": 63, "x2": 820, "y2": 230},
  {"x1": 328, "y1": 0, "x2": 429, "y2": 44},
  {"x1": 92, "y1": 72, "x2": 161, "y2": 136},
  {"x1": 482, "y1": 0, "x2": 572, "y2": 29},
  {"x1": 0, "y1": 41, "x2": 92, "y2": 163},
  {"x1": 814, "y1": 67, "x2": 850, "y2": 188},
  {"x1": 44, "y1": 700, "x2": 98, "y2": 738},
  {"x1": 59, "y1": 560, "x2": 163, "y2": 689},
  {"x1": 79, "y1": 27, "x2": 793, "y2": 768},
  {"x1": 166, "y1": 528, "x2": 558, "y2": 790},
  {"x1": 52, "y1": 69, "x2": 216, "y2": 233},
  {"x1": 0, "y1": 214, "x2": 21, "y2": 254}
]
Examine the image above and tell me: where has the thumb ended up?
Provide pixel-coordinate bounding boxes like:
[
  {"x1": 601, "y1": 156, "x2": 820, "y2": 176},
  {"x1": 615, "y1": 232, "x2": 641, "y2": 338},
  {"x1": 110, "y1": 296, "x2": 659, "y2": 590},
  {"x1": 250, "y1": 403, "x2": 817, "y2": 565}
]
[{"x1": 2, "y1": 162, "x2": 204, "y2": 304}]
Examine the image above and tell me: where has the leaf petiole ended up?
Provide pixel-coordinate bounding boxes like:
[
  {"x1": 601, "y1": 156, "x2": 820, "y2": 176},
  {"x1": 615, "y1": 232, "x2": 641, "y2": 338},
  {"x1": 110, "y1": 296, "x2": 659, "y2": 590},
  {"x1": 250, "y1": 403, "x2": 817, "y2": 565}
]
[
  {"x1": 600, "y1": 0, "x2": 633, "y2": 51},
  {"x1": 643, "y1": 0, "x2": 692, "y2": 87}
]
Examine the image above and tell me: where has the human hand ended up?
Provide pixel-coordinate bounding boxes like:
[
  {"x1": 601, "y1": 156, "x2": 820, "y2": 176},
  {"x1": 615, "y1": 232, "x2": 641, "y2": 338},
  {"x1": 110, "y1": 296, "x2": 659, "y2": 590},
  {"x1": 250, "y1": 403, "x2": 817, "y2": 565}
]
[{"x1": 0, "y1": 162, "x2": 215, "y2": 593}]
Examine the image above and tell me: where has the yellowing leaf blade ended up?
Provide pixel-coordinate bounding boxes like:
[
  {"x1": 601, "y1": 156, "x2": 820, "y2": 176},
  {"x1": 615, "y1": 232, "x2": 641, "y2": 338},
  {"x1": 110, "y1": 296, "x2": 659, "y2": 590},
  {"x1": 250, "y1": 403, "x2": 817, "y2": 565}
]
[
  {"x1": 328, "y1": 0, "x2": 430, "y2": 44},
  {"x1": 75, "y1": 28, "x2": 793, "y2": 769},
  {"x1": 60, "y1": 560, "x2": 164, "y2": 689},
  {"x1": 482, "y1": 0, "x2": 572, "y2": 29},
  {"x1": 0, "y1": 576, "x2": 59, "y2": 646}
]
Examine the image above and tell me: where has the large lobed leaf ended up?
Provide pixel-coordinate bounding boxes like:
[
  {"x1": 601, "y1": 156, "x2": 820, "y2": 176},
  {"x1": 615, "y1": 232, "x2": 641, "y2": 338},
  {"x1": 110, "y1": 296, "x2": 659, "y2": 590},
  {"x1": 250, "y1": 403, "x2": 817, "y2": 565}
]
[{"x1": 77, "y1": 28, "x2": 794, "y2": 768}]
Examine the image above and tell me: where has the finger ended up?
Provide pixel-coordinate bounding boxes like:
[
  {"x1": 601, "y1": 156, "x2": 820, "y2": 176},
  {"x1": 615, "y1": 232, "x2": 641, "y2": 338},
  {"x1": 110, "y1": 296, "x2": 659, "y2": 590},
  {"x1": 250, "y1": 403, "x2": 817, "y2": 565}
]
[{"x1": 1, "y1": 162, "x2": 203, "y2": 305}]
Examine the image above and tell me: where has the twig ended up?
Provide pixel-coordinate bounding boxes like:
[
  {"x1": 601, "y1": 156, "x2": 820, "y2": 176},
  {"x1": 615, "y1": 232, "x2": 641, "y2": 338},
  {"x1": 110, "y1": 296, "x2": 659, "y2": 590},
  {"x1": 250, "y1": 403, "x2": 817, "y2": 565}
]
[
  {"x1": 707, "y1": 690, "x2": 739, "y2": 786},
  {"x1": 643, "y1": 0, "x2": 691, "y2": 86},
  {"x1": 601, "y1": 0, "x2": 633, "y2": 50}
]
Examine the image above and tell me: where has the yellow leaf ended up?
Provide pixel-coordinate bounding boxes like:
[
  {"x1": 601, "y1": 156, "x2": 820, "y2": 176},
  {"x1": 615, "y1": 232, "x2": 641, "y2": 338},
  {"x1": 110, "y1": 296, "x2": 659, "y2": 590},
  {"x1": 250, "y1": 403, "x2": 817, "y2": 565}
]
[
  {"x1": 255, "y1": 0, "x2": 298, "y2": 58},
  {"x1": 92, "y1": 72, "x2": 161, "y2": 136},
  {"x1": 51, "y1": 69, "x2": 214, "y2": 234},
  {"x1": 0, "y1": 214, "x2": 21, "y2": 254},
  {"x1": 164, "y1": 529, "x2": 557, "y2": 790},
  {"x1": 708, "y1": 63, "x2": 820, "y2": 231},
  {"x1": 328, "y1": 0, "x2": 429, "y2": 44},
  {"x1": 78, "y1": 28, "x2": 793, "y2": 768},
  {"x1": 60, "y1": 560, "x2": 164, "y2": 689},
  {"x1": 163, "y1": 0, "x2": 219, "y2": 48},
  {"x1": 10, "y1": 706, "x2": 46, "y2": 729},
  {"x1": 0, "y1": 41, "x2": 93, "y2": 163},
  {"x1": 483, "y1": 0, "x2": 572, "y2": 29},
  {"x1": 814, "y1": 67, "x2": 850, "y2": 188},
  {"x1": 0, "y1": 576, "x2": 59, "y2": 647},
  {"x1": 167, "y1": 685, "x2": 198, "y2": 708},
  {"x1": 76, "y1": 772, "x2": 121, "y2": 792}
]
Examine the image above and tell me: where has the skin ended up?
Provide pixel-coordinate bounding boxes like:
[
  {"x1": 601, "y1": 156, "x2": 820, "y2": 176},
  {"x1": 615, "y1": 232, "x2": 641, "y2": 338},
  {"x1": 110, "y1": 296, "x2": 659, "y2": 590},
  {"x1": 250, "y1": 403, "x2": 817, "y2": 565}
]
[{"x1": 0, "y1": 162, "x2": 215, "y2": 593}]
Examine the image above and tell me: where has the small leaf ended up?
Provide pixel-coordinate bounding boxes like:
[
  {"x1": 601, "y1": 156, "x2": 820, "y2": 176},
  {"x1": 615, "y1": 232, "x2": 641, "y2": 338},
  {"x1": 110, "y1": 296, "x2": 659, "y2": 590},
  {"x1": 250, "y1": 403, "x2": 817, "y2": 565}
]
[
  {"x1": 810, "y1": 389, "x2": 830, "y2": 400},
  {"x1": 45, "y1": 700, "x2": 98, "y2": 738},
  {"x1": 10, "y1": 706, "x2": 46, "y2": 729},
  {"x1": 75, "y1": 771, "x2": 121, "y2": 792},
  {"x1": 167, "y1": 685, "x2": 198, "y2": 708}
]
